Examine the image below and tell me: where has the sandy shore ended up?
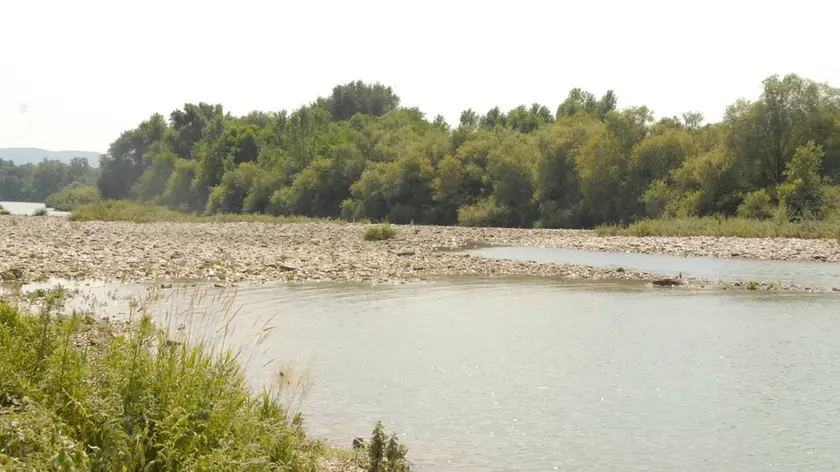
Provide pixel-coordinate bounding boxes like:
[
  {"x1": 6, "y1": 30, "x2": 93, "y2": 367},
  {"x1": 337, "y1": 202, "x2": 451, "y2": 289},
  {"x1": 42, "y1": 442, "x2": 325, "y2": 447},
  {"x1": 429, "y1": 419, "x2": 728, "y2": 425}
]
[{"x1": 2, "y1": 216, "x2": 839, "y2": 289}]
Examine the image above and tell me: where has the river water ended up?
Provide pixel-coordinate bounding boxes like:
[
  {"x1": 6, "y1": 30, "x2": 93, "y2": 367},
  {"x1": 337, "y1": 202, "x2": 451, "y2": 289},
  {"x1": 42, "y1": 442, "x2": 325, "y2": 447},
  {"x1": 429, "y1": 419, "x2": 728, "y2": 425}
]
[
  {"x1": 20, "y1": 276, "x2": 840, "y2": 471},
  {"x1": 0, "y1": 200, "x2": 70, "y2": 217},
  {"x1": 472, "y1": 246, "x2": 840, "y2": 290}
]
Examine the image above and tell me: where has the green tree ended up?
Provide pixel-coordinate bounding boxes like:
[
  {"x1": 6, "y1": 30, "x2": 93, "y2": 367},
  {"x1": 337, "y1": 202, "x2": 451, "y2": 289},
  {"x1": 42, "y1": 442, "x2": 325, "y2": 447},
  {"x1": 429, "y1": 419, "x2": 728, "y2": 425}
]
[
  {"x1": 87, "y1": 74, "x2": 840, "y2": 229},
  {"x1": 778, "y1": 141, "x2": 825, "y2": 218},
  {"x1": 533, "y1": 117, "x2": 599, "y2": 227},
  {"x1": 318, "y1": 81, "x2": 401, "y2": 121},
  {"x1": 26, "y1": 160, "x2": 69, "y2": 202},
  {"x1": 725, "y1": 74, "x2": 838, "y2": 187}
]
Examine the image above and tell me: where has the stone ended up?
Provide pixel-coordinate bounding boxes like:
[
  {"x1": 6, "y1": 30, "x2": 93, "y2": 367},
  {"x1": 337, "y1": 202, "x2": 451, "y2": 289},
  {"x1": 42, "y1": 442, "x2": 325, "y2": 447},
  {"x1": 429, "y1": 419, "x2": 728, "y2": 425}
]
[{"x1": 1, "y1": 218, "x2": 836, "y2": 293}]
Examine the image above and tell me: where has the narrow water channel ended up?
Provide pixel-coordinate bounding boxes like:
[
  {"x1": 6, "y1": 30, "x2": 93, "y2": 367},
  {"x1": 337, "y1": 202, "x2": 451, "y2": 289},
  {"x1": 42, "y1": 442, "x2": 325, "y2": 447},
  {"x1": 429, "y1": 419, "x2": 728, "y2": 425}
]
[{"x1": 471, "y1": 246, "x2": 840, "y2": 290}]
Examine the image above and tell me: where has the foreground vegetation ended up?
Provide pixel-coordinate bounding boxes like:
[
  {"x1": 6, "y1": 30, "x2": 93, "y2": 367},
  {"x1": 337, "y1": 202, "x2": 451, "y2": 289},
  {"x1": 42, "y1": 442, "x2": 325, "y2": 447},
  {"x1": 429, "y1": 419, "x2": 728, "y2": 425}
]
[
  {"x1": 79, "y1": 74, "x2": 840, "y2": 231},
  {"x1": 0, "y1": 288, "x2": 409, "y2": 471}
]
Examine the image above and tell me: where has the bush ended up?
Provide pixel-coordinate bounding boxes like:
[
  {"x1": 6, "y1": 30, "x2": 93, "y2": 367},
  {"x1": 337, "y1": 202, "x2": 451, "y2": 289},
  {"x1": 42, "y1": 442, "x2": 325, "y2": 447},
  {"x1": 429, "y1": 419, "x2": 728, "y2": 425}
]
[
  {"x1": 364, "y1": 223, "x2": 398, "y2": 241},
  {"x1": 45, "y1": 185, "x2": 102, "y2": 211},
  {"x1": 0, "y1": 292, "x2": 378, "y2": 471},
  {"x1": 0, "y1": 204, "x2": 9, "y2": 216},
  {"x1": 457, "y1": 197, "x2": 506, "y2": 227},
  {"x1": 31, "y1": 207, "x2": 48, "y2": 216},
  {"x1": 535, "y1": 200, "x2": 581, "y2": 229},
  {"x1": 737, "y1": 189, "x2": 774, "y2": 220},
  {"x1": 778, "y1": 141, "x2": 825, "y2": 220},
  {"x1": 367, "y1": 421, "x2": 410, "y2": 472},
  {"x1": 69, "y1": 200, "x2": 332, "y2": 224},
  {"x1": 70, "y1": 200, "x2": 187, "y2": 222}
]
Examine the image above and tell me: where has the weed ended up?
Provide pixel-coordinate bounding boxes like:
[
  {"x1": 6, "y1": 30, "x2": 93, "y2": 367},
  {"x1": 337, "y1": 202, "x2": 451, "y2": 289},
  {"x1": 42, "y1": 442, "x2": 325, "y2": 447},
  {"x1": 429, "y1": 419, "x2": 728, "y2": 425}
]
[
  {"x1": 746, "y1": 280, "x2": 760, "y2": 291},
  {"x1": 364, "y1": 224, "x2": 398, "y2": 241},
  {"x1": 366, "y1": 421, "x2": 410, "y2": 472},
  {"x1": 0, "y1": 284, "x2": 409, "y2": 471},
  {"x1": 31, "y1": 207, "x2": 48, "y2": 217}
]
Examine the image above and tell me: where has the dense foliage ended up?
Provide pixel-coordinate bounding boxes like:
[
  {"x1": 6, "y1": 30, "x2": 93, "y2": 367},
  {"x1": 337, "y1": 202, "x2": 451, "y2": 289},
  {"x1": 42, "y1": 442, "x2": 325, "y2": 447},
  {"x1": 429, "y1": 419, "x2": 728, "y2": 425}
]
[
  {"x1": 44, "y1": 185, "x2": 101, "y2": 211},
  {"x1": 95, "y1": 76, "x2": 840, "y2": 228},
  {"x1": 0, "y1": 157, "x2": 99, "y2": 204}
]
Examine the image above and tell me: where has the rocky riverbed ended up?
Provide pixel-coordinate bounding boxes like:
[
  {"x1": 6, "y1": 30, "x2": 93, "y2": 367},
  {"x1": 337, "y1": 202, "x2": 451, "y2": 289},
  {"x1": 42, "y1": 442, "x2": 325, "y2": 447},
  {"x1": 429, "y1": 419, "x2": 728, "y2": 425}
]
[{"x1": 2, "y1": 216, "x2": 839, "y2": 290}]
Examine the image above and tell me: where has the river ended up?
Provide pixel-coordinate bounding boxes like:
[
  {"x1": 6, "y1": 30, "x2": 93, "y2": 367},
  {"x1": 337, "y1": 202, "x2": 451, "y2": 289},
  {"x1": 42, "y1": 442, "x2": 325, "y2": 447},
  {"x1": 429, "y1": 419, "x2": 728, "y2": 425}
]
[
  {"x1": 0, "y1": 201, "x2": 70, "y2": 217},
  {"x1": 472, "y1": 246, "x2": 840, "y2": 290},
  {"x1": 20, "y1": 275, "x2": 840, "y2": 471}
]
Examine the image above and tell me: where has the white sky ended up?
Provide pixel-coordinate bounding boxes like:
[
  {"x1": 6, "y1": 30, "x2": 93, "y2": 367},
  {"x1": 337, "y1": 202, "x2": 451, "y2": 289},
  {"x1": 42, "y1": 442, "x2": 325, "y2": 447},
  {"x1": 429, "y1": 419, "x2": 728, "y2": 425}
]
[{"x1": 1, "y1": 0, "x2": 838, "y2": 152}]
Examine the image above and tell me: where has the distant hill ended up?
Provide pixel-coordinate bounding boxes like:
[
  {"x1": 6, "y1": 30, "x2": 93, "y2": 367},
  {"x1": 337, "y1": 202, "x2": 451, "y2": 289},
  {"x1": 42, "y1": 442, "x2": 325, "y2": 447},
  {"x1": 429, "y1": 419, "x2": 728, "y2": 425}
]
[{"x1": 0, "y1": 148, "x2": 102, "y2": 166}]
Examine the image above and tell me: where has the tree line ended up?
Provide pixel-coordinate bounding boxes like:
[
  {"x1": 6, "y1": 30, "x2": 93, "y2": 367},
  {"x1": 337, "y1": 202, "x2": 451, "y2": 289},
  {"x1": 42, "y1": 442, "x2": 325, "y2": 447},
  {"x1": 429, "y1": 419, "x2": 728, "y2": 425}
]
[
  {"x1": 0, "y1": 158, "x2": 97, "y2": 203},
  {"x1": 83, "y1": 75, "x2": 840, "y2": 226}
]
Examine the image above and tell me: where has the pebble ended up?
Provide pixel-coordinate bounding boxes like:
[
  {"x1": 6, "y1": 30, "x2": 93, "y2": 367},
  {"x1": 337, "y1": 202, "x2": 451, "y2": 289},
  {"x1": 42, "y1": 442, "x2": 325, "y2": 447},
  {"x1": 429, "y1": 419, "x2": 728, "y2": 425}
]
[{"x1": 1, "y1": 217, "x2": 839, "y2": 293}]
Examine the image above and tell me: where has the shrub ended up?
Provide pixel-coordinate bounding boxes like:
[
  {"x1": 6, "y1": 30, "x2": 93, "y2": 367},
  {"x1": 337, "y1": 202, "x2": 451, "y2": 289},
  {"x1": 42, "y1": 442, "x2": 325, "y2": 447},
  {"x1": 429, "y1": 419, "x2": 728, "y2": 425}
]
[
  {"x1": 365, "y1": 421, "x2": 411, "y2": 472},
  {"x1": 70, "y1": 200, "x2": 338, "y2": 224},
  {"x1": 45, "y1": 185, "x2": 102, "y2": 211},
  {"x1": 0, "y1": 204, "x2": 9, "y2": 216},
  {"x1": 0, "y1": 292, "x2": 357, "y2": 471},
  {"x1": 778, "y1": 141, "x2": 825, "y2": 220},
  {"x1": 737, "y1": 189, "x2": 774, "y2": 220},
  {"x1": 31, "y1": 207, "x2": 48, "y2": 216},
  {"x1": 70, "y1": 200, "x2": 186, "y2": 222},
  {"x1": 535, "y1": 200, "x2": 581, "y2": 229},
  {"x1": 457, "y1": 197, "x2": 505, "y2": 227},
  {"x1": 364, "y1": 223, "x2": 398, "y2": 241}
]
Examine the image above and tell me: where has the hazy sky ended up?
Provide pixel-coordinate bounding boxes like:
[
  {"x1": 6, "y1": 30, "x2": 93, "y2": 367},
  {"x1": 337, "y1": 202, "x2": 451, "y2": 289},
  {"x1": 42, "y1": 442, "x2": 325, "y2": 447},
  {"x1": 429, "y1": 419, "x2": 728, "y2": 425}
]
[{"x1": 2, "y1": 0, "x2": 838, "y2": 152}]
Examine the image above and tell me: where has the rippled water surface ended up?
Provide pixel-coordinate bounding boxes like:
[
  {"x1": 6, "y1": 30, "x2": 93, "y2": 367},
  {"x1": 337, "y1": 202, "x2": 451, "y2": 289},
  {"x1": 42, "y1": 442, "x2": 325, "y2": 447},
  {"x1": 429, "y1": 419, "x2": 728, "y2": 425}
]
[
  {"x1": 472, "y1": 246, "x2": 840, "y2": 290},
  {"x1": 21, "y1": 278, "x2": 840, "y2": 471}
]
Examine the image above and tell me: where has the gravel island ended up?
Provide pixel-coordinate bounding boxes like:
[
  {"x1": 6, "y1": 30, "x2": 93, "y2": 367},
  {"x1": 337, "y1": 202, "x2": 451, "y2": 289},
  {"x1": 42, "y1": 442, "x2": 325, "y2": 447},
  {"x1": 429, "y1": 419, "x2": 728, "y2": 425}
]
[{"x1": 2, "y1": 217, "x2": 839, "y2": 290}]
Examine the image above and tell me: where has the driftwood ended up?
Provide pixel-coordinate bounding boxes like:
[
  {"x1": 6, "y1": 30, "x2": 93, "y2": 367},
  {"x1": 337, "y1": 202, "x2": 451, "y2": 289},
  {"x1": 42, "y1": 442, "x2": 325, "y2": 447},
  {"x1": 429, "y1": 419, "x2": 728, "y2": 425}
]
[
  {"x1": 652, "y1": 272, "x2": 683, "y2": 287},
  {"x1": 352, "y1": 436, "x2": 367, "y2": 449}
]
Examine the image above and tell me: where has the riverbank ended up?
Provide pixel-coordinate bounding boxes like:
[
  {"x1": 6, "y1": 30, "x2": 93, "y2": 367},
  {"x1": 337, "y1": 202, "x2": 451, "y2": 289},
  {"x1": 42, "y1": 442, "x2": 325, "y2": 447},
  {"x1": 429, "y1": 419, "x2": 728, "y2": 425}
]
[
  {"x1": 596, "y1": 216, "x2": 840, "y2": 240},
  {"x1": 0, "y1": 290, "x2": 386, "y2": 472},
  {"x1": 2, "y1": 216, "x2": 839, "y2": 290}
]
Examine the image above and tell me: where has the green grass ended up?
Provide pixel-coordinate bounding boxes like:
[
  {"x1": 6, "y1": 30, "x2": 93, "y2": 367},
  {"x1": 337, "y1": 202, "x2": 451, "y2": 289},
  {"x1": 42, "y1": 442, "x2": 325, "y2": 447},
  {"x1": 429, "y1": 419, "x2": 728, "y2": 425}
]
[
  {"x1": 363, "y1": 224, "x2": 398, "y2": 241},
  {"x1": 0, "y1": 285, "x2": 410, "y2": 471},
  {"x1": 69, "y1": 201, "x2": 361, "y2": 225},
  {"x1": 595, "y1": 216, "x2": 840, "y2": 239}
]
